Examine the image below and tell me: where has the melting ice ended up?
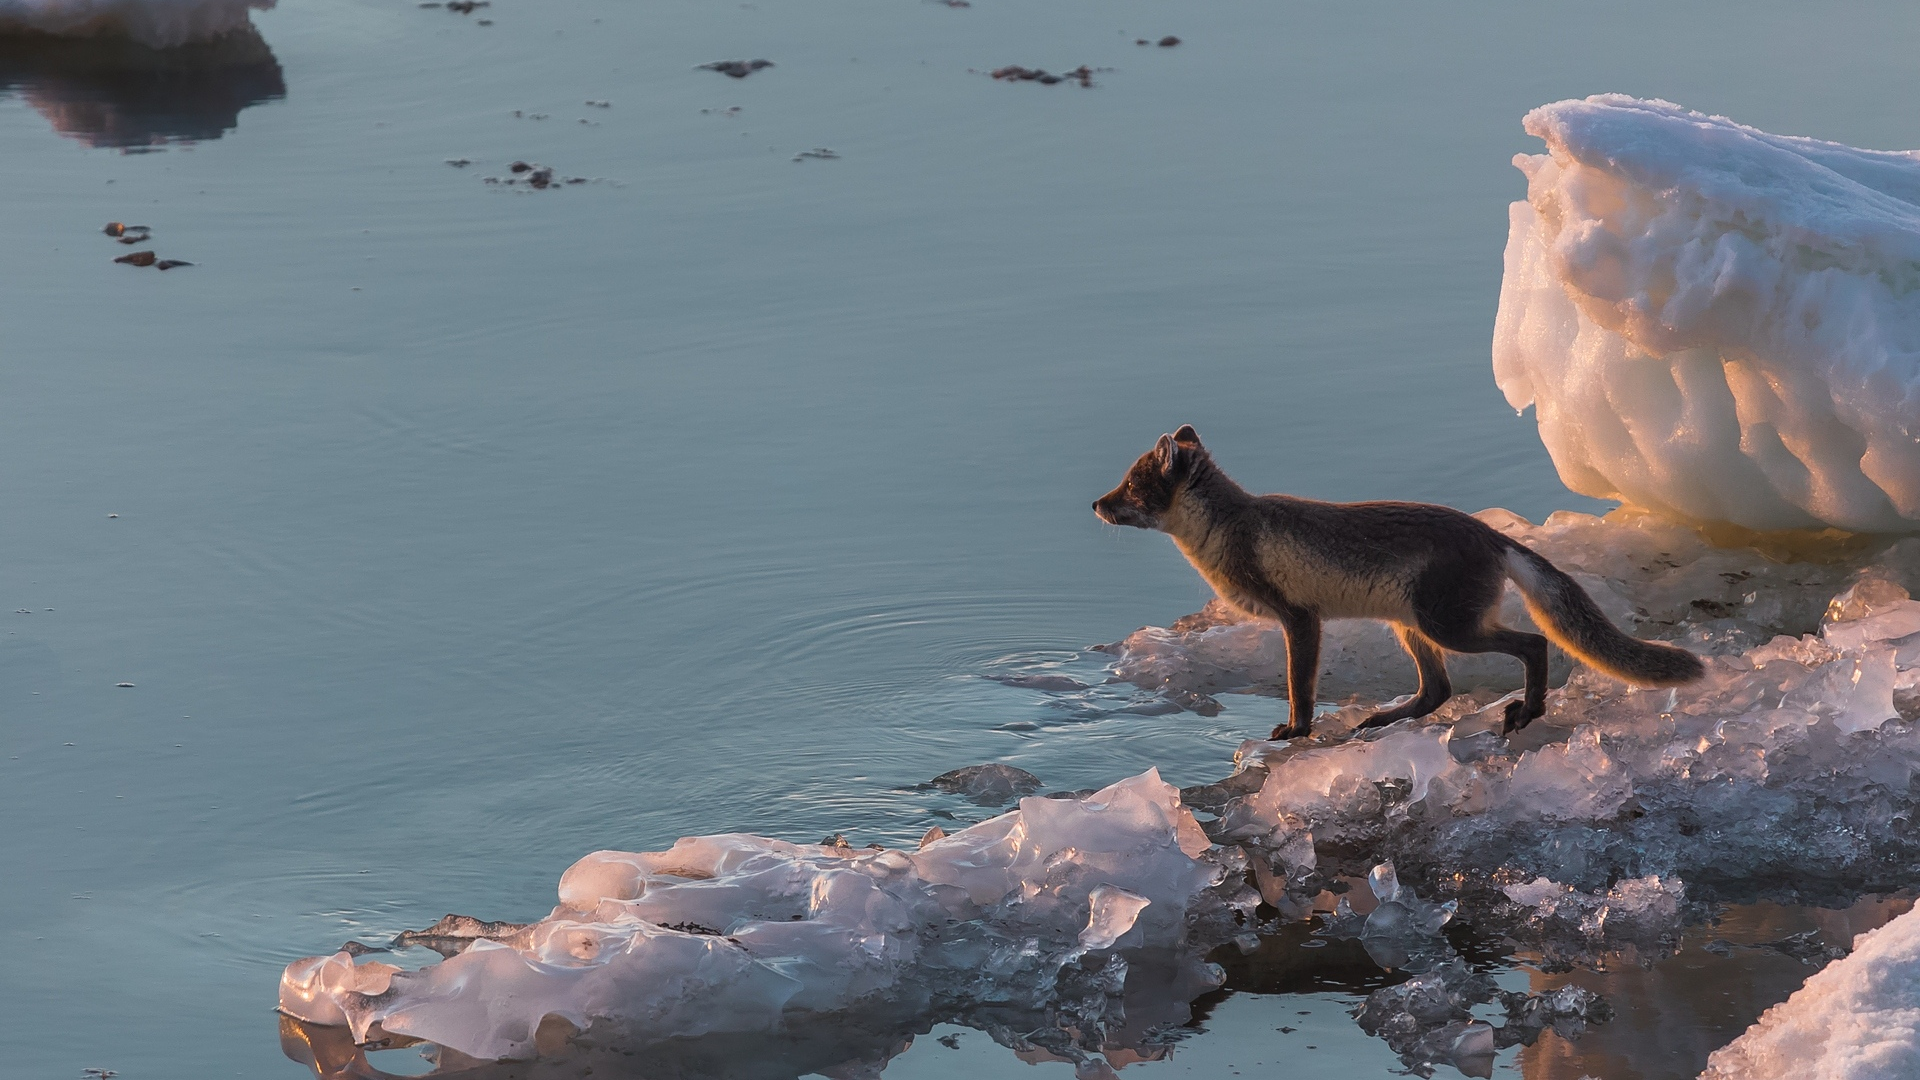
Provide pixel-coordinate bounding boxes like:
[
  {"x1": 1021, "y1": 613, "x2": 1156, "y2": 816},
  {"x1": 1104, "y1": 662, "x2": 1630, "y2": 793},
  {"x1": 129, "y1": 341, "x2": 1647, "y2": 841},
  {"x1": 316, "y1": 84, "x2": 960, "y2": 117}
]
[
  {"x1": 1494, "y1": 96, "x2": 1920, "y2": 534},
  {"x1": 280, "y1": 771, "x2": 1246, "y2": 1072}
]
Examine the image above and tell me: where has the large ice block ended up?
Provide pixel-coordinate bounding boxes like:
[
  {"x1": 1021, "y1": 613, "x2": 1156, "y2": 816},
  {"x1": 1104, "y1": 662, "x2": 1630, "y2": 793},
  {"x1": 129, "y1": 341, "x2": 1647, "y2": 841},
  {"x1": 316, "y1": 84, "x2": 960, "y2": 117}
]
[{"x1": 1494, "y1": 95, "x2": 1920, "y2": 533}]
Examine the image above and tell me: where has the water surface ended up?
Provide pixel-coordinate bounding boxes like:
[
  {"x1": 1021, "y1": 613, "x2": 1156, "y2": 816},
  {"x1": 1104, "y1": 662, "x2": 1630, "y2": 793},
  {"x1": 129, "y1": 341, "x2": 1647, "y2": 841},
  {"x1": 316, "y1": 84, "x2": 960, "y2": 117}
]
[{"x1": 6, "y1": 1, "x2": 1920, "y2": 1077}]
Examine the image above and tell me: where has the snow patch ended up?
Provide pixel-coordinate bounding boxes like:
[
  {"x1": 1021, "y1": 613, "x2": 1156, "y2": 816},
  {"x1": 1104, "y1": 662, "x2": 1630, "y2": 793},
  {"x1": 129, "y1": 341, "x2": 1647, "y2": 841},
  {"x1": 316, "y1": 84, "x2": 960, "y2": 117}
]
[{"x1": 1702, "y1": 902, "x2": 1920, "y2": 1080}]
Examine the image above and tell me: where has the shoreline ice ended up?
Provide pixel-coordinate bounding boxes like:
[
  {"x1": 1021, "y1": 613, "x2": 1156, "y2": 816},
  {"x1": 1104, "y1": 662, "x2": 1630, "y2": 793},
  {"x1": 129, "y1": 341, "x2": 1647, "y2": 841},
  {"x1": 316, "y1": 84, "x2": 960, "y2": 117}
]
[
  {"x1": 0, "y1": 0, "x2": 272, "y2": 49},
  {"x1": 1493, "y1": 95, "x2": 1920, "y2": 534}
]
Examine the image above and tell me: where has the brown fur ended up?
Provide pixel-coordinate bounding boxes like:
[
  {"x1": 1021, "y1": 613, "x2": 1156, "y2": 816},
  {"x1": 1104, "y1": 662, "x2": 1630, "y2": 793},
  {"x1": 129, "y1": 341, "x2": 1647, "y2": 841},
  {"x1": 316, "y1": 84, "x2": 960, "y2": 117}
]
[{"x1": 1094, "y1": 426, "x2": 1704, "y2": 739}]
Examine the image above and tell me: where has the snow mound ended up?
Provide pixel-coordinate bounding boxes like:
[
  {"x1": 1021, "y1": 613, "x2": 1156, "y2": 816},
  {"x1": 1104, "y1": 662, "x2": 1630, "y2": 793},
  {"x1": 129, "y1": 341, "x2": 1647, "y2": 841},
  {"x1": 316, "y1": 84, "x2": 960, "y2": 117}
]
[
  {"x1": 1493, "y1": 95, "x2": 1920, "y2": 533},
  {"x1": 1701, "y1": 902, "x2": 1920, "y2": 1080},
  {"x1": 278, "y1": 771, "x2": 1246, "y2": 1069},
  {"x1": 0, "y1": 0, "x2": 272, "y2": 48}
]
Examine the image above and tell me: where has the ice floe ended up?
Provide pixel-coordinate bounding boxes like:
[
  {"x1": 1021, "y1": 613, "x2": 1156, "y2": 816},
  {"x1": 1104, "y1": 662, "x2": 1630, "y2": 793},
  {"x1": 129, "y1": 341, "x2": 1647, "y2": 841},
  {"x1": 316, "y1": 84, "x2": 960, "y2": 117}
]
[
  {"x1": 279, "y1": 770, "x2": 1249, "y2": 1070},
  {"x1": 0, "y1": 0, "x2": 272, "y2": 48},
  {"x1": 1494, "y1": 95, "x2": 1920, "y2": 534},
  {"x1": 1101, "y1": 509, "x2": 1920, "y2": 948},
  {"x1": 1702, "y1": 902, "x2": 1920, "y2": 1080}
]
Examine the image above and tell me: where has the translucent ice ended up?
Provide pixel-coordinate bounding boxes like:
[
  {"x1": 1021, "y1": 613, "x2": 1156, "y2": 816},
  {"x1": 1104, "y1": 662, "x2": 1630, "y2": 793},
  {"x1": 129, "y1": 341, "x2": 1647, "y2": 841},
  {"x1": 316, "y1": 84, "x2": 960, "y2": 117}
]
[
  {"x1": 0, "y1": 0, "x2": 273, "y2": 48},
  {"x1": 1702, "y1": 903, "x2": 1920, "y2": 1080},
  {"x1": 278, "y1": 770, "x2": 1241, "y2": 1066},
  {"x1": 1353, "y1": 958, "x2": 1610, "y2": 1077},
  {"x1": 1493, "y1": 95, "x2": 1920, "y2": 533}
]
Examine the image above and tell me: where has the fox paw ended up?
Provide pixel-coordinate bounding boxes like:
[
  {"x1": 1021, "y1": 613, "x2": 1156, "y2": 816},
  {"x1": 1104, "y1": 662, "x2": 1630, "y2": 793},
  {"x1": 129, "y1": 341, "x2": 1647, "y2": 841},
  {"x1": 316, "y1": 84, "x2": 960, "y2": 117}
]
[
  {"x1": 1269, "y1": 722, "x2": 1309, "y2": 741},
  {"x1": 1501, "y1": 700, "x2": 1543, "y2": 735}
]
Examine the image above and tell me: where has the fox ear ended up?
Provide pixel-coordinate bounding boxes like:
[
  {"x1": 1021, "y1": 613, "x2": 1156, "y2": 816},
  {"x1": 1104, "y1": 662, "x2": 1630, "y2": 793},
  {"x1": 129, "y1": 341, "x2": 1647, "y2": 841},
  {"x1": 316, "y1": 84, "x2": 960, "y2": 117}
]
[
  {"x1": 1155, "y1": 434, "x2": 1178, "y2": 473},
  {"x1": 1172, "y1": 424, "x2": 1201, "y2": 446}
]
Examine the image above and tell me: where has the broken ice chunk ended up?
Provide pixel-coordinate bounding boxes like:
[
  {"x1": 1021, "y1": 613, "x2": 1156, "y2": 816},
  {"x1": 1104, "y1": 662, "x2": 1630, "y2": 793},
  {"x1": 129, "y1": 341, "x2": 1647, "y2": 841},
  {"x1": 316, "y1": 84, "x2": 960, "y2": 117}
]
[{"x1": 1078, "y1": 885, "x2": 1150, "y2": 950}]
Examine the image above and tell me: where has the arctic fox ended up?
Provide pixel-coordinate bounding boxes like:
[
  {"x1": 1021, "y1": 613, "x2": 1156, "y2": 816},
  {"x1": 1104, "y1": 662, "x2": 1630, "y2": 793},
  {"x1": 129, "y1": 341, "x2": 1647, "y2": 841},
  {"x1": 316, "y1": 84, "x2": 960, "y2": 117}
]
[{"x1": 1093, "y1": 426, "x2": 1704, "y2": 739}]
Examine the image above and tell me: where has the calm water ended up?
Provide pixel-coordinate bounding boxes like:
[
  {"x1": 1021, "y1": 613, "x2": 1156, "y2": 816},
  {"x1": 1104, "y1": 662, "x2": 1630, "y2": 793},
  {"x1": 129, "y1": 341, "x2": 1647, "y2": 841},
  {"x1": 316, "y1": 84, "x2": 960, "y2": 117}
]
[{"x1": 5, "y1": 1, "x2": 1920, "y2": 1077}]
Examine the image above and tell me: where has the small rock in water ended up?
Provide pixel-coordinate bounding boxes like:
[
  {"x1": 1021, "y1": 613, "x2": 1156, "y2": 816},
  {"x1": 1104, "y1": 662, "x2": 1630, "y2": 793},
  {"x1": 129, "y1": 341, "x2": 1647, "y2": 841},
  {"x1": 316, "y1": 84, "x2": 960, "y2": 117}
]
[
  {"x1": 701, "y1": 59, "x2": 774, "y2": 79},
  {"x1": 1158, "y1": 35, "x2": 1181, "y2": 46},
  {"x1": 926, "y1": 763, "x2": 1043, "y2": 805},
  {"x1": 113, "y1": 250, "x2": 156, "y2": 267},
  {"x1": 155, "y1": 260, "x2": 193, "y2": 270},
  {"x1": 445, "y1": 158, "x2": 471, "y2": 167},
  {"x1": 443, "y1": 0, "x2": 488, "y2": 12},
  {"x1": 585, "y1": 99, "x2": 610, "y2": 108},
  {"x1": 792, "y1": 147, "x2": 839, "y2": 162},
  {"x1": 937, "y1": 1033, "x2": 962, "y2": 1048},
  {"x1": 114, "y1": 682, "x2": 134, "y2": 687}
]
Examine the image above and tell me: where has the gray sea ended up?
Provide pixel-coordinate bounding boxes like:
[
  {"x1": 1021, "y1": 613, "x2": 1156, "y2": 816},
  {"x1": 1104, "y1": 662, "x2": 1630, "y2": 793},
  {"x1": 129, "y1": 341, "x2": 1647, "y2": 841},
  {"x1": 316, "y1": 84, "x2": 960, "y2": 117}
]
[{"x1": 5, "y1": 1, "x2": 1920, "y2": 1077}]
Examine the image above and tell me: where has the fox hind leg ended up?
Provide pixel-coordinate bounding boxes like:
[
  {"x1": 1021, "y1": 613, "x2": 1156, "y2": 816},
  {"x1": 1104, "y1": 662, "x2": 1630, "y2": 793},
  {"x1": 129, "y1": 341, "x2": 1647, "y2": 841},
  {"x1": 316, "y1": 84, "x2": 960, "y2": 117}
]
[
  {"x1": 1357, "y1": 625, "x2": 1452, "y2": 730},
  {"x1": 1418, "y1": 619, "x2": 1549, "y2": 733}
]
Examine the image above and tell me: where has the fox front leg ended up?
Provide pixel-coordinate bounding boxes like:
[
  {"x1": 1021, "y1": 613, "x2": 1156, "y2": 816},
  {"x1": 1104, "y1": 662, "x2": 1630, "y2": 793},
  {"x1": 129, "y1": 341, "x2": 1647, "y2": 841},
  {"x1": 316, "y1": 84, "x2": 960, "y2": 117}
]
[{"x1": 1271, "y1": 611, "x2": 1322, "y2": 740}]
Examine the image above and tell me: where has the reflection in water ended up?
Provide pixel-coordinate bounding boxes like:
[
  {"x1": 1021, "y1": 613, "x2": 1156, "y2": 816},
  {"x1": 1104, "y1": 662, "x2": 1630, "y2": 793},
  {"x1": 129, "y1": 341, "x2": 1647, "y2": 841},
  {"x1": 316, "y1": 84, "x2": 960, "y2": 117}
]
[{"x1": 0, "y1": 27, "x2": 282, "y2": 148}]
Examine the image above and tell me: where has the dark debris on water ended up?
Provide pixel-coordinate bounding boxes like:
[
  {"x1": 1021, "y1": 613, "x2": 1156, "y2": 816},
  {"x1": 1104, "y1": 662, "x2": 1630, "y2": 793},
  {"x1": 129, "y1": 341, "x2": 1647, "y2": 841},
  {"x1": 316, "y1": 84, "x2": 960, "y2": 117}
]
[
  {"x1": 989, "y1": 65, "x2": 1096, "y2": 87},
  {"x1": 701, "y1": 59, "x2": 774, "y2": 79},
  {"x1": 105, "y1": 223, "x2": 190, "y2": 268},
  {"x1": 481, "y1": 161, "x2": 592, "y2": 189}
]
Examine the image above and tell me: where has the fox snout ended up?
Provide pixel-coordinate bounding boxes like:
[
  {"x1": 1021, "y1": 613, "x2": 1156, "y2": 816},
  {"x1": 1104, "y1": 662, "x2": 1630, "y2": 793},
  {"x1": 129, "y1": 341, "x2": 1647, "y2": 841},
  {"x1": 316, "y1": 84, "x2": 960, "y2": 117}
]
[{"x1": 1093, "y1": 489, "x2": 1154, "y2": 529}]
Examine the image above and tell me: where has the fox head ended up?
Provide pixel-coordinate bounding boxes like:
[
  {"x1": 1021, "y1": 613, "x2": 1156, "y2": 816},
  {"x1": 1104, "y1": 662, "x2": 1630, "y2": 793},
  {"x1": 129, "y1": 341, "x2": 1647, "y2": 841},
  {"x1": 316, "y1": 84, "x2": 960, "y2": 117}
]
[{"x1": 1093, "y1": 425, "x2": 1207, "y2": 530}]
